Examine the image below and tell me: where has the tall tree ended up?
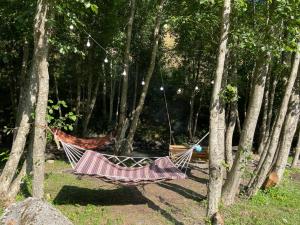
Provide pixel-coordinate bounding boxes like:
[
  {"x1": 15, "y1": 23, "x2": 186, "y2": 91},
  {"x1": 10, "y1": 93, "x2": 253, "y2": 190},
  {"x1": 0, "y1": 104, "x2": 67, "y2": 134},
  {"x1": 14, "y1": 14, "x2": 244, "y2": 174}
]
[
  {"x1": 116, "y1": 0, "x2": 136, "y2": 137},
  {"x1": 207, "y1": 0, "x2": 231, "y2": 219},
  {"x1": 31, "y1": 0, "x2": 50, "y2": 199},
  {"x1": 247, "y1": 42, "x2": 300, "y2": 196},
  {"x1": 125, "y1": 0, "x2": 165, "y2": 154}
]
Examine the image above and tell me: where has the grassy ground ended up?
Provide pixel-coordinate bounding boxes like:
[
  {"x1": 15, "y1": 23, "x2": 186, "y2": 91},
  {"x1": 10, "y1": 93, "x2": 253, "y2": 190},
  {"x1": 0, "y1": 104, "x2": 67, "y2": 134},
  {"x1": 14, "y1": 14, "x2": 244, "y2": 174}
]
[
  {"x1": 0, "y1": 160, "x2": 299, "y2": 225},
  {"x1": 223, "y1": 168, "x2": 300, "y2": 225}
]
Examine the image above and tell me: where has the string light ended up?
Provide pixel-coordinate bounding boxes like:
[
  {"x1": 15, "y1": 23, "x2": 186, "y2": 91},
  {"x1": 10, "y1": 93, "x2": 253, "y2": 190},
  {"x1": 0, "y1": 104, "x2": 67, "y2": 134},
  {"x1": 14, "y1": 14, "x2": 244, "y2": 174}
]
[
  {"x1": 211, "y1": 80, "x2": 214, "y2": 84},
  {"x1": 104, "y1": 57, "x2": 108, "y2": 63},
  {"x1": 195, "y1": 86, "x2": 199, "y2": 91},
  {"x1": 86, "y1": 36, "x2": 91, "y2": 47},
  {"x1": 122, "y1": 69, "x2": 127, "y2": 76},
  {"x1": 141, "y1": 80, "x2": 145, "y2": 86},
  {"x1": 69, "y1": 25, "x2": 74, "y2": 30},
  {"x1": 177, "y1": 88, "x2": 182, "y2": 94},
  {"x1": 160, "y1": 86, "x2": 164, "y2": 91}
]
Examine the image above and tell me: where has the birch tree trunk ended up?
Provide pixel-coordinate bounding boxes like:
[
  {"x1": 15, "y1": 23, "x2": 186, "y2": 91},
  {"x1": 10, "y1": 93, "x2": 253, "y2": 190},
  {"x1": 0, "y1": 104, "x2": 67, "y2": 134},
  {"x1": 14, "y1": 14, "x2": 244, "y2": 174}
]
[
  {"x1": 126, "y1": 0, "x2": 165, "y2": 154},
  {"x1": 273, "y1": 86, "x2": 299, "y2": 182},
  {"x1": 116, "y1": 0, "x2": 136, "y2": 136},
  {"x1": 0, "y1": 21, "x2": 39, "y2": 198},
  {"x1": 291, "y1": 129, "x2": 300, "y2": 168},
  {"x1": 221, "y1": 53, "x2": 271, "y2": 205},
  {"x1": 247, "y1": 42, "x2": 300, "y2": 196},
  {"x1": 225, "y1": 102, "x2": 237, "y2": 170},
  {"x1": 207, "y1": 0, "x2": 231, "y2": 219},
  {"x1": 31, "y1": 0, "x2": 50, "y2": 199}
]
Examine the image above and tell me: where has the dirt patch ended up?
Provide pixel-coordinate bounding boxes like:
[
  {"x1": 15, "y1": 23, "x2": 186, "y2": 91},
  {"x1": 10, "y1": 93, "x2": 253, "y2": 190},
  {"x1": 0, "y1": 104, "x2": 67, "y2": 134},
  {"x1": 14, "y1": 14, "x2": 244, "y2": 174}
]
[{"x1": 290, "y1": 172, "x2": 300, "y2": 182}]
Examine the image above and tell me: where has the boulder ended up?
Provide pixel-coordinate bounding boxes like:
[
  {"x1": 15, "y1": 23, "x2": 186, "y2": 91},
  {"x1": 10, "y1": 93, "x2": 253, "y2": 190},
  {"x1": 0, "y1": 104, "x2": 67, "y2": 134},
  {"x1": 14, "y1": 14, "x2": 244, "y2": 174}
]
[{"x1": 0, "y1": 197, "x2": 73, "y2": 225}]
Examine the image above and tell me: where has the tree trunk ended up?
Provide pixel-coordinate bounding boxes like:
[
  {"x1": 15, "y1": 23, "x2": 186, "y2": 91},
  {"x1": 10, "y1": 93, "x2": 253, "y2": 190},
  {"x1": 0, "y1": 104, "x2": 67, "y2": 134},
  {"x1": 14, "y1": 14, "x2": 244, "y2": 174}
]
[
  {"x1": 291, "y1": 129, "x2": 300, "y2": 168},
  {"x1": 225, "y1": 102, "x2": 237, "y2": 170},
  {"x1": 0, "y1": 27, "x2": 40, "y2": 198},
  {"x1": 207, "y1": 0, "x2": 231, "y2": 219},
  {"x1": 221, "y1": 52, "x2": 271, "y2": 205},
  {"x1": 273, "y1": 86, "x2": 299, "y2": 182},
  {"x1": 82, "y1": 74, "x2": 101, "y2": 135},
  {"x1": 102, "y1": 63, "x2": 107, "y2": 122},
  {"x1": 192, "y1": 93, "x2": 203, "y2": 137},
  {"x1": 116, "y1": 0, "x2": 136, "y2": 137},
  {"x1": 247, "y1": 42, "x2": 300, "y2": 196},
  {"x1": 31, "y1": 0, "x2": 50, "y2": 199},
  {"x1": 188, "y1": 90, "x2": 196, "y2": 140},
  {"x1": 108, "y1": 60, "x2": 116, "y2": 125},
  {"x1": 258, "y1": 71, "x2": 270, "y2": 155},
  {"x1": 126, "y1": 0, "x2": 165, "y2": 154}
]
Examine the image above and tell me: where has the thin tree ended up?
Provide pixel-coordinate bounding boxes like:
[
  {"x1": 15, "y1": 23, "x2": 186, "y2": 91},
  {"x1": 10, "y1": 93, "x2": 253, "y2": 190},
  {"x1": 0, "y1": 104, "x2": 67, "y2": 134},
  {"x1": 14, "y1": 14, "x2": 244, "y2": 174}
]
[
  {"x1": 117, "y1": 0, "x2": 136, "y2": 136},
  {"x1": 31, "y1": 0, "x2": 50, "y2": 199},
  {"x1": 247, "y1": 42, "x2": 300, "y2": 196},
  {"x1": 207, "y1": 0, "x2": 231, "y2": 219},
  {"x1": 291, "y1": 128, "x2": 300, "y2": 168},
  {"x1": 126, "y1": 0, "x2": 165, "y2": 153}
]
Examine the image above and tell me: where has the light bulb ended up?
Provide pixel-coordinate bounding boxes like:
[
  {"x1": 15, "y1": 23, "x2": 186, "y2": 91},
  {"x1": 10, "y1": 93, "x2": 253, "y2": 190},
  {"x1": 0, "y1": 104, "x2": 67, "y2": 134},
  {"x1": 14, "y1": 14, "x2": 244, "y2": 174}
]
[
  {"x1": 104, "y1": 57, "x2": 108, "y2": 63},
  {"x1": 141, "y1": 80, "x2": 145, "y2": 86},
  {"x1": 69, "y1": 25, "x2": 74, "y2": 30},
  {"x1": 122, "y1": 69, "x2": 127, "y2": 76},
  {"x1": 160, "y1": 86, "x2": 164, "y2": 91},
  {"x1": 86, "y1": 39, "x2": 91, "y2": 47},
  {"x1": 211, "y1": 80, "x2": 214, "y2": 84},
  {"x1": 195, "y1": 86, "x2": 199, "y2": 91},
  {"x1": 177, "y1": 88, "x2": 182, "y2": 94}
]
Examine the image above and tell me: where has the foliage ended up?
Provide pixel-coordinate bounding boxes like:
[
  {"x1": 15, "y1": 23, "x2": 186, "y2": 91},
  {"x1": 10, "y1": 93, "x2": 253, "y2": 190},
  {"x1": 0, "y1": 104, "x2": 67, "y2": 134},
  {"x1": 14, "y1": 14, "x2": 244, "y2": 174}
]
[
  {"x1": 220, "y1": 84, "x2": 239, "y2": 103},
  {"x1": 47, "y1": 100, "x2": 78, "y2": 132},
  {"x1": 0, "y1": 148, "x2": 9, "y2": 164}
]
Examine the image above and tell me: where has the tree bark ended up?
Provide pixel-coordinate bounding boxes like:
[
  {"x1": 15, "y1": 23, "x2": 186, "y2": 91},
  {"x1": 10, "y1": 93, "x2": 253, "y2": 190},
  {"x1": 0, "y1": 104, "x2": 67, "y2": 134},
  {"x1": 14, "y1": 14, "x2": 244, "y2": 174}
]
[
  {"x1": 273, "y1": 86, "x2": 299, "y2": 182},
  {"x1": 108, "y1": 60, "x2": 116, "y2": 125},
  {"x1": 117, "y1": 0, "x2": 136, "y2": 137},
  {"x1": 291, "y1": 129, "x2": 300, "y2": 168},
  {"x1": 221, "y1": 52, "x2": 271, "y2": 205},
  {"x1": 0, "y1": 27, "x2": 39, "y2": 198},
  {"x1": 207, "y1": 0, "x2": 231, "y2": 218},
  {"x1": 247, "y1": 42, "x2": 300, "y2": 196},
  {"x1": 102, "y1": 63, "x2": 107, "y2": 122},
  {"x1": 82, "y1": 74, "x2": 101, "y2": 135},
  {"x1": 225, "y1": 102, "x2": 237, "y2": 170},
  {"x1": 31, "y1": 0, "x2": 50, "y2": 199},
  {"x1": 126, "y1": 0, "x2": 165, "y2": 154}
]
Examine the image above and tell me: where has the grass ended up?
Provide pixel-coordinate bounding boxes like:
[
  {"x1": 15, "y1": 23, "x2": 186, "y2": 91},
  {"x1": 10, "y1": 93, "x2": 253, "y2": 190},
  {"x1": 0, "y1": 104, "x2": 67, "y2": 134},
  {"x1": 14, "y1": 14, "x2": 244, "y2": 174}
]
[
  {"x1": 223, "y1": 168, "x2": 300, "y2": 225},
  {"x1": 0, "y1": 160, "x2": 300, "y2": 225}
]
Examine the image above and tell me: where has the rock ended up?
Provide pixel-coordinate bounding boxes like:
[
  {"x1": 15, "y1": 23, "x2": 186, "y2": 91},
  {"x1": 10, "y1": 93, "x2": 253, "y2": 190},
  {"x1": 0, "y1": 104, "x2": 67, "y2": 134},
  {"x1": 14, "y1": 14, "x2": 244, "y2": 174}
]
[{"x1": 0, "y1": 197, "x2": 73, "y2": 225}]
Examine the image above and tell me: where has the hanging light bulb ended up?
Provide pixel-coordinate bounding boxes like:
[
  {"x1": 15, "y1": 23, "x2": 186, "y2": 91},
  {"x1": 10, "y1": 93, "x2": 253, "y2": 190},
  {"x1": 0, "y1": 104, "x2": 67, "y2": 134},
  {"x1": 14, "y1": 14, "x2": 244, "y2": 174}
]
[
  {"x1": 104, "y1": 57, "x2": 108, "y2": 63},
  {"x1": 160, "y1": 86, "x2": 164, "y2": 91},
  {"x1": 69, "y1": 25, "x2": 74, "y2": 30},
  {"x1": 195, "y1": 86, "x2": 199, "y2": 91},
  {"x1": 211, "y1": 80, "x2": 214, "y2": 84},
  {"x1": 177, "y1": 88, "x2": 182, "y2": 94},
  {"x1": 141, "y1": 80, "x2": 145, "y2": 86},
  {"x1": 86, "y1": 38, "x2": 91, "y2": 47},
  {"x1": 122, "y1": 69, "x2": 127, "y2": 76}
]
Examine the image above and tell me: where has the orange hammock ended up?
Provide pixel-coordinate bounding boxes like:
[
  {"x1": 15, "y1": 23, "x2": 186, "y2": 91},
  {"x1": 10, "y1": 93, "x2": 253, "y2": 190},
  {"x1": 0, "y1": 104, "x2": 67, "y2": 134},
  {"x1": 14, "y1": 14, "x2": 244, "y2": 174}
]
[{"x1": 52, "y1": 128, "x2": 114, "y2": 150}]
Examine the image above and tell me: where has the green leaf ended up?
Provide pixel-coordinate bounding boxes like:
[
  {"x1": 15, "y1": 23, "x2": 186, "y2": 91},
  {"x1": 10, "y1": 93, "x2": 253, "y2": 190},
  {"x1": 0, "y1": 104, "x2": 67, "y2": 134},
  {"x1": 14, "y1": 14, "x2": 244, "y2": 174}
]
[
  {"x1": 90, "y1": 4, "x2": 98, "y2": 14},
  {"x1": 69, "y1": 115, "x2": 77, "y2": 121}
]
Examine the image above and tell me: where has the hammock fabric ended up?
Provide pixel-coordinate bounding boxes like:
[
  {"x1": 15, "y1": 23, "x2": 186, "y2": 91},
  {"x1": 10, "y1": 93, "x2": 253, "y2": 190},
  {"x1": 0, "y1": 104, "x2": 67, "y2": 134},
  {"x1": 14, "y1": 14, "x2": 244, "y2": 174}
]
[
  {"x1": 53, "y1": 128, "x2": 113, "y2": 150},
  {"x1": 74, "y1": 150, "x2": 186, "y2": 185}
]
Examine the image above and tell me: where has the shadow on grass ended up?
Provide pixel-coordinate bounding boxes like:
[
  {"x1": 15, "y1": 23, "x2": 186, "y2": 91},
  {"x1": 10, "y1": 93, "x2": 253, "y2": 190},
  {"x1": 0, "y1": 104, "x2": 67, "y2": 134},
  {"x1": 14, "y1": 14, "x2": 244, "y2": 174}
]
[
  {"x1": 158, "y1": 182, "x2": 206, "y2": 202},
  {"x1": 188, "y1": 173, "x2": 208, "y2": 185},
  {"x1": 54, "y1": 185, "x2": 185, "y2": 224},
  {"x1": 53, "y1": 185, "x2": 148, "y2": 206}
]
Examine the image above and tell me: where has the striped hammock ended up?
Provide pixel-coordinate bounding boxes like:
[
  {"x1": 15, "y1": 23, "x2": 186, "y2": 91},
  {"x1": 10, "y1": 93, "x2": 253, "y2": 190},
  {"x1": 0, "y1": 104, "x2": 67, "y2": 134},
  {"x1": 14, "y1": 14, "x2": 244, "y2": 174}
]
[{"x1": 54, "y1": 133, "x2": 193, "y2": 185}]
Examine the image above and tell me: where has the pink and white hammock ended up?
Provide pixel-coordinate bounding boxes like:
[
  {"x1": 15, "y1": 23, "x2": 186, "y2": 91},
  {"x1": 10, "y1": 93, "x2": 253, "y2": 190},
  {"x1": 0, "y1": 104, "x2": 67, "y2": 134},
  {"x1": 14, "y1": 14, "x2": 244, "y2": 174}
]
[{"x1": 56, "y1": 138, "x2": 194, "y2": 185}]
